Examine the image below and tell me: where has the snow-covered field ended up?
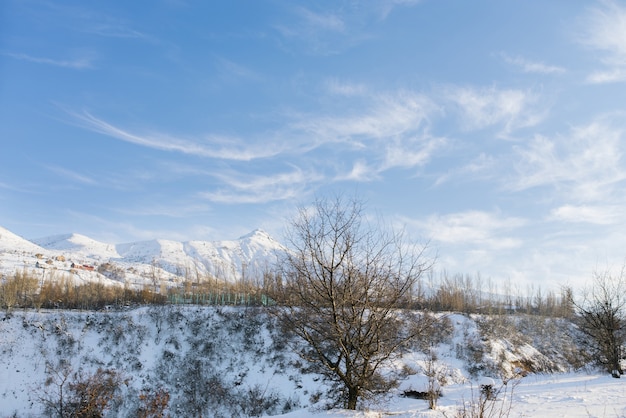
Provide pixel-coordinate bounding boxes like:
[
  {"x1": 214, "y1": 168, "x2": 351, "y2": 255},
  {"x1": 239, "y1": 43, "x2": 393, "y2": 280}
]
[
  {"x1": 0, "y1": 306, "x2": 624, "y2": 417},
  {"x1": 273, "y1": 373, "x2": 626, "y2": 417}
]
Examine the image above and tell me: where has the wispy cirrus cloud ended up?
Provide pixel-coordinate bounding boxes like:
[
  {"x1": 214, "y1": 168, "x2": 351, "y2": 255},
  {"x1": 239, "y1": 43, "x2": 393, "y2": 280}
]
[
  {"x1": 378, "y1": 0, "x2": 423, "y2": 18},
  {"x1": 406, "y1": 210, "x2": 527, "y2": 250},
  {"x1": 580, "y1": 0, "x2": 626, "y2": 83},
  {"x1": 511, "y1": 118, "x2": 626, "y2": 201},
  {"x1": 434, "y1": 153, "x2": 496, "y2": 187},
  {"x1": 501, "y1": 53, "x2": 566, "y2": 74},
  {"x1": 297, "y1": 7, "x2": 345, "y2": 32},
  {"x1": 324, "y1": 78, "x2": 368, "y2": 97},
  {"x1": 114, "y1": 201, "x2": 211, "y2": 219},
  {"x1": 45, "y1": 165, "x2": 97, "y2": 185},
  {"x1": 273, "y1": 6, "x2": 347, "y2": 54},
  {"x1": 214, "y1": 56, "x2": 264, "y2": 82},
  {"x1": 549, "y1": 204, "x2": 623, "y2": 225},
  {"x1": 292, "y1": 92, "x2": 434, "y2": 141},
  {"x1": 84, "y1": 22, "x2": 148, "y2": 39},
  {"x1": 4, "y1": 52, "x2": 96, "y2": 69},
  {"x1": 445, "y1": 85, "x2": 545, "y2": 137},
  {"x1": 291, "y1": 91, "x2": 445, "y2": 175},
  {"x1": 273, "y1": 1, "x2": 421, "y2": 55},
  {"x1": 63, "y1": 87, "x2": 446, "y2": 204},
  {"x1": 66, "y1": 110, "x2": 285, "y2": 161},
  {"x1": 200, "y1": 167, "x2": 322, "y2": 204}
]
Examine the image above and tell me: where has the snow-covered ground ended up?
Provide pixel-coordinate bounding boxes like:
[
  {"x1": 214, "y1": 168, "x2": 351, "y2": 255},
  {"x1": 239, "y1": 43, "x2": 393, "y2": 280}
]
[
  {"x1": 271, "y1": 373, "x2": 626, "y2": 417},
  {"x1": 0, "y1": 306, "x2": 624, "y2": 417}
]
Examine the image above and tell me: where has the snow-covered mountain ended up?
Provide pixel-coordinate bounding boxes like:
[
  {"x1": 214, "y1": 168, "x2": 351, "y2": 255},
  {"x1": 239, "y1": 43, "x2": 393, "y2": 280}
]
[
  {"x1": 0, "y1": 225, "x2": 47, "y2": 254},
  {"x1": 114, "y1": 229, "x2": 281, "y2": 279},
  {"x1": 0, "y1": 225, "x2": 285, "y2": 287},
  {"x1": 33, "y1": 233, "x2": 121, "y2": 260}
]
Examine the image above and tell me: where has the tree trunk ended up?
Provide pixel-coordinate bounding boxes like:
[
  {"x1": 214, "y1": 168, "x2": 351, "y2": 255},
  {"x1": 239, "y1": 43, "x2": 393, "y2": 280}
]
[
  {"x1": 611, "y1": 341, "x2": 622, "y2": 378},
  {"x1": 347, "y1": 386, "x2": 359, "y2": 410}
]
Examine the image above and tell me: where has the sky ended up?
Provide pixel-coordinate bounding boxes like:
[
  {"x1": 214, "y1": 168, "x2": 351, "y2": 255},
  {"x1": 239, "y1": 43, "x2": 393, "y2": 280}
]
[{"x1": 2, "y1": 0, "x2": 626, "y2": 290}]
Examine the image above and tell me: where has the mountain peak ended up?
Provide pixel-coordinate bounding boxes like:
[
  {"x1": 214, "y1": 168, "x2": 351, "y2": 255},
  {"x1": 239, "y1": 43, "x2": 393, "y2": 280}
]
[
  {"x1": 0, "y1": 226, "x2": 46, "y2": 253},
  {"x1": 239, "y1": 229, "x2": 271, "y2": 240},
  {"x1": 33, "y1": 232, "x2": 120, "y2": 260}
]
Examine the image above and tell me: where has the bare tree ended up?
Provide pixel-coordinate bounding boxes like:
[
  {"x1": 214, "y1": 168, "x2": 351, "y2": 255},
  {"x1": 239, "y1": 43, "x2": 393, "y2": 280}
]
[
  {"x1": 569, "y1": 268, "x2": 626, "y2": 378},
  {"x1": 271, "y1": 196, "x2": 434, "y2": 409},
  {"x1": 40, "y1": 363, "x2": 124, "y2": 418}
]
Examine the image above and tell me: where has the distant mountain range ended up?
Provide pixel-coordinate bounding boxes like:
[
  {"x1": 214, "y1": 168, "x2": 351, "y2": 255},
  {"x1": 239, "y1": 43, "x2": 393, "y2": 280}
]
[{"x1": 0, "y1": 225, "x2": 285, "y2": 287}]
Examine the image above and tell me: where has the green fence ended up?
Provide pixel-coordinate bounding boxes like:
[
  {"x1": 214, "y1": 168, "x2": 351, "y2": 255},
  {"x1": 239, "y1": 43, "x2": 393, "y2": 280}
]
[{"x1": 168, "y1": 292, "x2": 275, "y2": 306}]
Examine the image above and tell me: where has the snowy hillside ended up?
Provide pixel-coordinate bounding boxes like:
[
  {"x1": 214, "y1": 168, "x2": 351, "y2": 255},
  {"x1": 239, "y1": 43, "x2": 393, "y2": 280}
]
[
  {"x1": 33, "y1": 233, "x2": 121, "y2": 261},
  {"x1": 0, "y1": 226, "x2": 47, "y2": 254},
  {"x1": 0, "y1": 307, "x2": 623, "y2": 417},
  {"x1": 0, "y1": 225, "x2": 285, "y2": 288}
]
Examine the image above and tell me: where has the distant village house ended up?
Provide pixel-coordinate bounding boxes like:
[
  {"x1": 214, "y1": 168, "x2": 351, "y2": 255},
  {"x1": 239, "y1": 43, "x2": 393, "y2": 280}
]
[{"x1": 70, "y1": 262, "x2": 95, "y2": 271}]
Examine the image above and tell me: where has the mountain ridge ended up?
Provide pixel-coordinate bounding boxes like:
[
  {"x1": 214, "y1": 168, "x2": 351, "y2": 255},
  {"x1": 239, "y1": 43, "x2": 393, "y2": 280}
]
[{"x1": 0, "y1": 225, "x2": 285, "y2": 287}]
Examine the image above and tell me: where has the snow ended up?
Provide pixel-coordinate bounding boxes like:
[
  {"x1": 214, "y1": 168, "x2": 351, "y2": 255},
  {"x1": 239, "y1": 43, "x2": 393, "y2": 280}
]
[
  {"x1": 0, "y1": 307, "x2": 625, "y2": 417},
  {"x1": 0, "y1": 224, "x2": 285, "y2": 288},
  {"x1": 1, "y1": 224, "x2": 626, "y2": 416},
  {"x1": 33, "y1": 233, "x2": 121, "y2": 260},
  {"x1": 267, "y1": 374, "x2": 626, "y2": 418},
  {"x1": 0, "y1": 225, "x2": 47, "y2": 254}
]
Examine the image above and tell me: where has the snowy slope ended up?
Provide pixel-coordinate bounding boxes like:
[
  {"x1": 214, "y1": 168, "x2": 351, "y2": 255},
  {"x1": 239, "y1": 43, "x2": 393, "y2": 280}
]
[
  {"x1": 0, "y1": 307, "x2": 623, "y2": 418},
  {"x1": 113, "y1": 229, "x2": 284, "y2": 281},
  {"x1": 33, "y1": 233, "x2": 121, "y2": 261},
  {"x1": 0, "y1": 225, "x2": 47, "y2": 254}
]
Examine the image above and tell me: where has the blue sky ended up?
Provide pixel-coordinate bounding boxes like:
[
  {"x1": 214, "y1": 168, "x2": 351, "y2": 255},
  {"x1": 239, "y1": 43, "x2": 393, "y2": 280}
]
[{"x1": 2, "y1": 0, "x2": 626, "y2": 290}]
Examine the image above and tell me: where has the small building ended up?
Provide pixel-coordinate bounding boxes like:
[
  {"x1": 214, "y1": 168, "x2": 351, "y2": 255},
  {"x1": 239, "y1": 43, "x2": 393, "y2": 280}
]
[{"x1": 70, "y1": 262, "x2": 95, "y2": 271}]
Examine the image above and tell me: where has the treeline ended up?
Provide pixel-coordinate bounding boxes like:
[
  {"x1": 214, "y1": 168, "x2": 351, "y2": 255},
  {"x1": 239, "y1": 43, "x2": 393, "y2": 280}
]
[
  {"x1": 0, "y1": 268, "x2": 267, "y2": 312},
  {"x1": 415, "y1": 271, "x2": 574, "y2": 318},
  {"x1": 0, "y1": 268, "x2": 573, "y2": 317},
  {"x1": 0, "y1": 268, "x2": 167, "y2": 311},
  {"x1": 260, "y1": 270, "x2": 574, "y2": 318}
]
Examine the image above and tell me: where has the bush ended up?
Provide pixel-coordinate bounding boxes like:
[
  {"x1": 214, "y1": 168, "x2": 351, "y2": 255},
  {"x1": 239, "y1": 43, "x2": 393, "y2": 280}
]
[{"x1": 40, "y1": 364, "x2": 125, "y2": 418}]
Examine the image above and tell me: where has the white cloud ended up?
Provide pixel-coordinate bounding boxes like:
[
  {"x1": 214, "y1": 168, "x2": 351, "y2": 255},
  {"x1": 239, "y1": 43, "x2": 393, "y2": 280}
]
[
  {"x1": 290, "y1": 91, "x2": 443, "y2": 173},
  {"x1": 335, "y1": 160, "x2": 378, "y2": 182},
  {"x1": 446, "y1": 86, "x2": 544, "y2": 136},
  {"x1": 587, "y1": 68, "x2": 626, "y2": 84},
  {"x1": 381, "y1": 135, "x2": 445, "y2": 171},
  {"x1": 4, "y1": 52, "x2": 95, "y2": 69},
  {"x1": 408, "y1": 210, "x2": 526, "y2": 250},
  {"x1": 85, "y1": 23, "x2": 148, "y2": 39},
  {"x1": 273, "y1": 6, "x2": 349, "y2": 55},
  {"x1": 512, "y1": 119, "x2": 626, "y2": 201},
  {"x1": 550, "y1": 204, "x2": 622, "y2": 225},
  {"x1": 45, "y1": 165, "x2": 97, "y2": 185},
  {"x1": 581, "y1": 0, "x2": 626, "y2": 83},
  {"x1": 200, "y1": 167, "x2": 322, "y2": 204},
  {"x1": 214, "y1": 56, "x2": 263, "y2": 82},
  {"x1": 297, "y1": 7, "x2": 345, "y2": 32},
  {"x1": 67, "y1": 110, "x2": 285, "y2": 161},
  {"x1": 434, "y1": 153, "x2": 496, "y2": 187},
  {"x1": 501, "y1": 53, "x2": 566, "y2": 74},
  {"x1": 377, "y1": 0, "x2": 422, "y2": 19},
  {"x1": 324, "y1": 78, "x2": 368, "y2": 97},
  {"x1": 273, "y1": 1, "x2": 421, "y2": 55},
  {"x1": 64, "y1": 88, "x2": 446, "y2": 203}
]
